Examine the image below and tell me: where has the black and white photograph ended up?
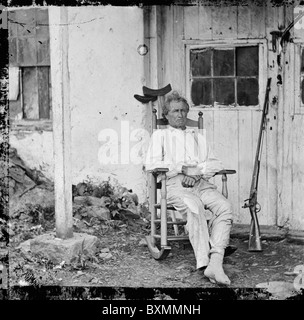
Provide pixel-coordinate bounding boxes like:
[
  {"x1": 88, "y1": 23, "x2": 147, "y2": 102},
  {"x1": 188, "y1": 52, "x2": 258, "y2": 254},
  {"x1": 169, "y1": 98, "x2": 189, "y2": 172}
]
[{"x1": 0, "y1": 0, "x2": 304, "y2": 305}]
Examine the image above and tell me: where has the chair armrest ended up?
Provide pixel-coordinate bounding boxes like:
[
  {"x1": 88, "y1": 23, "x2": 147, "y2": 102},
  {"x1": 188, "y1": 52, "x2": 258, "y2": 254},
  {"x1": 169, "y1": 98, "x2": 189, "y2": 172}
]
[
  {"x1": 214, "y1": 169, "x2": 236, "y2": 198},
  {"x1": 151, "y1": 169, "x2": 168, "y2": 189},
  {"x1": 151, "y1": 168, "x2": 169, "y2": 173},
  {"x1": 215, "y1": 169, "x2": 236, "y2": 175}
]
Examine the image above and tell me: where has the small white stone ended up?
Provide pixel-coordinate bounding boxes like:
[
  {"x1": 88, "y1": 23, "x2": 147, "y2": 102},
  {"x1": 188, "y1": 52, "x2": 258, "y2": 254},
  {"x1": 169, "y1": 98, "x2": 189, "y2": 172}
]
[{"x1": 138, "y1": 239, "x2": 147, "y2": 246}]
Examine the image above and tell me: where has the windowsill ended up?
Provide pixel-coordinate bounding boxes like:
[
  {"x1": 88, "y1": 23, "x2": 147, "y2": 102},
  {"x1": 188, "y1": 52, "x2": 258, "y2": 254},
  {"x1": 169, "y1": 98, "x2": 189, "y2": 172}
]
[
  {"x1": 182, "y1": 38, "x2": 267, "y2": 45},
  {"x1": 10, "y1": 119, "x2": 53, "y2": 132},
  {"x1": 189, "y1": 105, "x2": 262, "y2": 112}
]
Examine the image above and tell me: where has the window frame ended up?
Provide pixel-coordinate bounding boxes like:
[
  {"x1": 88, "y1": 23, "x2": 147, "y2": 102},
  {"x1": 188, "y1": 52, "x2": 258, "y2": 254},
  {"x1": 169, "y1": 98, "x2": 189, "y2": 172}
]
[
  {"x1": 8, "y1": 7, "x2": 52, "y2": 132},
  {"x1": 9, "y1": 65, "x2": 53, "y2": 132},
  {"x1": 184, "y1": 39, "x2": 267, "y2": 111}
]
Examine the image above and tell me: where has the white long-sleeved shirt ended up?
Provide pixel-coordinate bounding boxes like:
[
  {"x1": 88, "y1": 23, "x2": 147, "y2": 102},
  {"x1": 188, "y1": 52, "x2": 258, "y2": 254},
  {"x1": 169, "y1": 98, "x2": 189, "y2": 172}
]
[{"x1": 145, "y1": 126, "x2": 224, "y2": 179}]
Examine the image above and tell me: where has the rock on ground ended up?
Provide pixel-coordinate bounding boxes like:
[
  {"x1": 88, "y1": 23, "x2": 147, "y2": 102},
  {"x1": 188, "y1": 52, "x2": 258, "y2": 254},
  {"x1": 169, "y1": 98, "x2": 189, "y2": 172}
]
[{"x1": 29, "y1": 232, "x2": 100, "y2": 264}]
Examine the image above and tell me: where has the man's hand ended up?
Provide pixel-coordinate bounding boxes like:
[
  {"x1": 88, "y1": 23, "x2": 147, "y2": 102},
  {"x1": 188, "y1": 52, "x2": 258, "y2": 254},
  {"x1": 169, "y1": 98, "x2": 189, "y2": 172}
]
[{"x1": 182, "y1": 175, "x2": 197, "y2": 188}]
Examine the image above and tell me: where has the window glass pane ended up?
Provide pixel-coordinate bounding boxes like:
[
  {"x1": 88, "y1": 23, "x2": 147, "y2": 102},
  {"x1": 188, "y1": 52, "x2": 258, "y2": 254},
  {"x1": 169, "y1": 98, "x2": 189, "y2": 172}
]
[
  {"x1": 191, "y1": 79, "x2": 212, "y2": 106},
  {"x1": 214, "y1": 49, "x2": 234, "y2": 76},
  {"x1": 236, "y1": 46, "x2": 258, "y2": 76},
  {"x1": 190, "y1": 49, "x2": 211, "y2": 77},
  {"x1": 214, "y1": 78, "x2": 235, "y2": 105},
  {"x1": 237, "y1": 78, "x2": 259, "y2": 106}
]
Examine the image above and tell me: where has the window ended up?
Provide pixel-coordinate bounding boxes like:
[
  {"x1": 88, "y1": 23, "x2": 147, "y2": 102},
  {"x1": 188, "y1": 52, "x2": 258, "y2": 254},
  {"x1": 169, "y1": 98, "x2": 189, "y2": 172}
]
[
  {"x1": 188, "y1": 45, "x2": 260, "y2": 107},
  {"x1": 8, "y1": 8, "x2": 51, "y2": 127}
]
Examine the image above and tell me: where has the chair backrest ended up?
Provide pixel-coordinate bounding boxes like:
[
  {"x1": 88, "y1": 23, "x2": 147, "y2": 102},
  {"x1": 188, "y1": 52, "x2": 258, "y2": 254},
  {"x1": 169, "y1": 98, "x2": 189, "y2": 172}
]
[{"x1": 152, "y1": 108, "x2": 204, "y2": 131}]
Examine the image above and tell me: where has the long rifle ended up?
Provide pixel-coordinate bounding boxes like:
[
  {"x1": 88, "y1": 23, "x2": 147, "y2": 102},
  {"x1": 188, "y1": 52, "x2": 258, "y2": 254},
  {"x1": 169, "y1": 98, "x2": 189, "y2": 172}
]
[{"x1": 243, "y1": 78, "x2": 272, "y2": 252}]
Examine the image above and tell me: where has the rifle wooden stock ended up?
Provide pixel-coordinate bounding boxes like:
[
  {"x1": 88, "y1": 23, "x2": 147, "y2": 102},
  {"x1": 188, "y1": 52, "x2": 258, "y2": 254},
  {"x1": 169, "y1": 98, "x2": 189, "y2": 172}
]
[
  {"x1": 243, "y1": 77, "x2": 272, "y2": 252},
  {"x1": 249, "y1": 206, "x2": 262, "y2": 251}
]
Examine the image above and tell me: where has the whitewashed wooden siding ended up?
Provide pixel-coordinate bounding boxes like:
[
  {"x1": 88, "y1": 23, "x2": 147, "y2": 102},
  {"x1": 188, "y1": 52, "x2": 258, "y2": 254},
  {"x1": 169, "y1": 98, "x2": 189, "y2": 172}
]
[
  {"x1": 277, "y1": 4, "x2": 304, "y2": 231},
  {"x1": 156, "y1": 2, "x2": 304, "y2": 230}
]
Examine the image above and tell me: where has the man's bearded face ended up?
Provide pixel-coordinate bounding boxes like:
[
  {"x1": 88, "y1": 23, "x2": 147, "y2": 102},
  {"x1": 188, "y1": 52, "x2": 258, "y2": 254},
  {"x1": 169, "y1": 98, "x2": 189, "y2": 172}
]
[{"x1": 165, "y1": 101, "x2": 188, "y2": 130}]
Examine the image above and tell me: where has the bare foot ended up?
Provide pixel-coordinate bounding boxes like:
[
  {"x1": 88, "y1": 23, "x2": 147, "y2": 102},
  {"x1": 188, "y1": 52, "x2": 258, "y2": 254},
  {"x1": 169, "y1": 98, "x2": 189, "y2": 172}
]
[
  {"x1": 204, "y1": 253, "x2": 231, "y2": 285},
  {"x1": 204, "y1": 264, "x2": 231, "y2": 285}
]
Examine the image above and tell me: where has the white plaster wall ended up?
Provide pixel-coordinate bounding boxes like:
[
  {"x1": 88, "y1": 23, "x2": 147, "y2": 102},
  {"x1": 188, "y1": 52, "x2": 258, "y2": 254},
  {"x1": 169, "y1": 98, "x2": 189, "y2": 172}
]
[
  {"x1": 67, "y1": 6, "x2": 149, "y2": 201},
  {"x1": 9, "y1": 131, "x2": 54, "y2": 179},
  {"x1": 10, "y1": 6, "x2": 150, "y2": 202}
]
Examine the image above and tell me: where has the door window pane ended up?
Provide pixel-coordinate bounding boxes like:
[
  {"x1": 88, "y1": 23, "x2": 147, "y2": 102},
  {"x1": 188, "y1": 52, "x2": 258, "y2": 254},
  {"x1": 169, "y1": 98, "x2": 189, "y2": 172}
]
[
  {"x1": 214, "y1": 78, "x2": 235, "y2": 105},
  {"x1": 190, "y1": 49, "x2": 211, "y2": 76},
  {"x1": 237, "y1": 78, "x2": 259, "y2": 106},
  {"x1": 236, "y1": 46, "x2": 259, "y2": 76},
  {"x1": 214, "y1": 49, "x2": 234, "y2": 76},
  {"x1": 191, "y1": 79, "x2": 212, "y2": 106}
]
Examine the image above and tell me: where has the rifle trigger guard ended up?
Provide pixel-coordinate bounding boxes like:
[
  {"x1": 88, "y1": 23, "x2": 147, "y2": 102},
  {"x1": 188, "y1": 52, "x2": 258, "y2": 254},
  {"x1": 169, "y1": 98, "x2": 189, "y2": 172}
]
[
  {"x1": 242, "y1": 199, "x2": 249, "y2": 208},
  {"x1": 255, "y1": 202, "x2": 261, "y2": 213}
]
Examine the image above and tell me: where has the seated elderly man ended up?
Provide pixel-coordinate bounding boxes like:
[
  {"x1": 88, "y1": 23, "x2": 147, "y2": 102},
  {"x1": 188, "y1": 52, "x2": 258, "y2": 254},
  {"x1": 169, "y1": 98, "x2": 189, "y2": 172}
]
[{"x1": 145, "y1": 91, "x2": 233, "y2": 285}]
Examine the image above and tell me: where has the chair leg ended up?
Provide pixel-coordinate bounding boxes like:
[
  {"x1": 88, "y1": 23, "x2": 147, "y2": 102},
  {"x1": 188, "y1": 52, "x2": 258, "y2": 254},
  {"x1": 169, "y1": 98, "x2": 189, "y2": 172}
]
[
  {"x1": 149, "y1": 173, "x2": 157, "y2": 247},
  {"x1": 160, "y1": 172, "x2": 168, "y2": 247},
  {"x1": 145, "y1": 235, "x2": 171, "y2": 260},
  {"x1": 220, "y1": 173, "x2": 238, "y2": 256},
  {"x1": 146, "y1": 172, "x2": 171, "y2": 260},
  {"x1": 170, "y1": 210, "x2": 180, "y2": 236}
]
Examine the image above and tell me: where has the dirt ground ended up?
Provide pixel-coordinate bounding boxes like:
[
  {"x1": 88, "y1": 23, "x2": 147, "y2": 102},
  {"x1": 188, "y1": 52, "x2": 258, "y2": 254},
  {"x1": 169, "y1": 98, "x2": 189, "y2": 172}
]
[
  {"x1": 0, "y1": 184, "x2": 303, "y2": 300},
  {"x1": 2, "y1": 204, "x2": 304, "y2": 299}
]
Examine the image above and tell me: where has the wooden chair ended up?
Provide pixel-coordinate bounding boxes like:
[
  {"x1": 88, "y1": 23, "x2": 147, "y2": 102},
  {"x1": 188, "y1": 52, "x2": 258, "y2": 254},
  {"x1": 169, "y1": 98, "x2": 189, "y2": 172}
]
[{"x1": 145, "y1": 108, "x2": 236, "y2": 260}]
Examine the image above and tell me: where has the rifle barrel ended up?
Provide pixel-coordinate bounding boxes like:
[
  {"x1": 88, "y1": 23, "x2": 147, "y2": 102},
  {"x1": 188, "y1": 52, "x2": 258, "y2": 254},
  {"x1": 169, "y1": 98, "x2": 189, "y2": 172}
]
[
  {"x1": 250, "y1": 78, "x2": 271, "y2": 191},
  {"x1": 245, "y1": 77, "x2": 272, "y2": 252}
]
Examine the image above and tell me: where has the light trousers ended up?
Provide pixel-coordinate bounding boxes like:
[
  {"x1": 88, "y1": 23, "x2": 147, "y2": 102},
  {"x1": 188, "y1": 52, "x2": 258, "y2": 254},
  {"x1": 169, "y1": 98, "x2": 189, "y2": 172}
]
[{"x1": 166, "y1": 174, "x2": 233, "y2": 269}]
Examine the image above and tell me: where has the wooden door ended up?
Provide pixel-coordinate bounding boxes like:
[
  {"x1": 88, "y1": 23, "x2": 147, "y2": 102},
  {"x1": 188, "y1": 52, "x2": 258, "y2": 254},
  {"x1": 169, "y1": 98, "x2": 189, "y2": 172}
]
[{"x1": 158, "y1": 4, "x2": 279, "y2": 227}]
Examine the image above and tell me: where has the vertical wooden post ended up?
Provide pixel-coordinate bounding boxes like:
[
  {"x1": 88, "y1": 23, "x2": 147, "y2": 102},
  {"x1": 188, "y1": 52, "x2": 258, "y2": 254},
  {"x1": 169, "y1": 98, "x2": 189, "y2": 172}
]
[
  {"x1": 149, "y1": 107, "x2": 158, "y2": 246},
  {"x1": 198, "y1": 111, "x2": 204, "y2": 130},
  {"x1": 222, "y1": 174, "x2": 228, "y2": 199},
  {"x1": 49, "y1": 7, "x2": 73, "y2": 239},
  {"x1": 149, "y1": 6, "x2": 162, "y2": 88},
  {"x1": 149, "y1": 6, "x2": 163, "y2": 116},
  {"x1": 160, "y1": 172, "x2": 168, "y2": 247},
  {"x1": 150, "y1": 172, "x2": 156, "y2": 247}
]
